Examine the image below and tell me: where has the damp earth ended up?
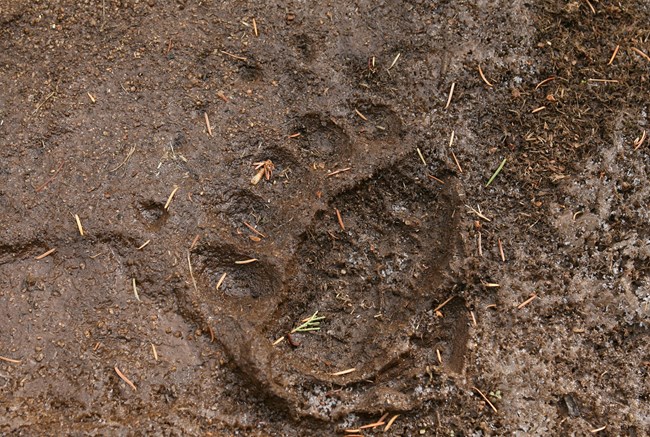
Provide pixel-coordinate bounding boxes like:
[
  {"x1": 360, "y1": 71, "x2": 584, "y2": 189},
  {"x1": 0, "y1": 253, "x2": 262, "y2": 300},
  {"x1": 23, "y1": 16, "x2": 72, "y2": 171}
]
[{"x1": 1, "y1": 0, "x2": 649, "y2": 435}]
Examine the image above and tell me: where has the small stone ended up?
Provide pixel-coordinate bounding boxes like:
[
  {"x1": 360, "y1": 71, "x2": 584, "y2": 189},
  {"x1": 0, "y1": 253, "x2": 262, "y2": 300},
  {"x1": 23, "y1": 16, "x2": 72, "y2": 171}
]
[{"x1": 563, "y1": 394, "x2": 581, "y2": 417}]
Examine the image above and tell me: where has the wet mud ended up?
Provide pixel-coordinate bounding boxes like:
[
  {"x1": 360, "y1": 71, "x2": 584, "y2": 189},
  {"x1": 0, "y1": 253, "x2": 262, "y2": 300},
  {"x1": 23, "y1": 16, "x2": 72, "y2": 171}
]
[{"x1": 1, "y1": 0, "x2": 648, "y2": 435}]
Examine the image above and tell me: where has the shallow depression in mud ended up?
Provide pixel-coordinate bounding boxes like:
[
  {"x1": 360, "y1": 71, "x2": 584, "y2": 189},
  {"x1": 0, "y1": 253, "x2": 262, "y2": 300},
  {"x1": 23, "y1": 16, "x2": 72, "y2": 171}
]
[
  {"x1": 189, "y1": 159, "x2": 466, "y2": 420},
  {"x1": 280, "y1": 169, "x2": 460, "y2": 371}
]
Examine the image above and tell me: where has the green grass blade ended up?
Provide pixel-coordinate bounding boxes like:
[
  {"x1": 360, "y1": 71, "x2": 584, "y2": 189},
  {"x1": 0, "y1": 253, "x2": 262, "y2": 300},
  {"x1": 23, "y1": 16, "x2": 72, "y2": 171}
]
[{"x1": 486, "y1": 158, "x2": 507, "y2": 187}]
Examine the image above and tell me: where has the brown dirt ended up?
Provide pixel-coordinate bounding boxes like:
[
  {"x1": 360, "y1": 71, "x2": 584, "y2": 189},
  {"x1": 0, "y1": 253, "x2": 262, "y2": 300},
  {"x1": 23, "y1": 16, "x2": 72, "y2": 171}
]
[{"x1": 1, "y1": 0, "x2": 648, "y2": 435}]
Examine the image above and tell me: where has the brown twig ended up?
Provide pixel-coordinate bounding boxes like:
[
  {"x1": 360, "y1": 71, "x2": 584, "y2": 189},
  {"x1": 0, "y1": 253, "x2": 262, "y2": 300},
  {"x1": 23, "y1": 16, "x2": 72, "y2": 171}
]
[
  {"x1": 215, "y1": 272, "x2": 227, "y2": 290},
  {"x1": 607, "y1": 45, "x2": 620, "y2": 65},
  {"x1": 587, "y1": 78, "x2": 619, "y2": 83},
  {"x1": 327, "y1": 167, "x2": 351, "y2": 177},
  {"x1": 109, "y1": 146, "x2": 136, "y2": 173},
  {"x1": 478, "y1": 64, "x2": 493, "y2": 87},
  {"x1": 384, "y1": 414, "x2": 400, "y2": 431},
  {"x1": 633, "y1": 130, "x2": 647, "y2": 150},
  {"x1": 447, "y1": 130, "x2": 463, "y2": 173},
  {"x1": 114, "y1": 366, "x2": 137, "y2": 391},
  {"x1": 417, "y1": 147, "x2": 427, "y2": 165},
  {"x1": 74, "y1": 214, "x2": 84, "y2": 236},
  {"x1": 451, "y1": 151, "x2": 463, "y2": 174},
  {"x1": 517, "y1": 294, "x2": 537, "y2": 309},
  {"x1": 187, "y1": 252, "x2": 198, "y2": 293},
  {"x1": 216, "y1": 91, "x2": 229, "y2": 103},
  {"x1": 243, "y1": 221, "x2": 266, "y2": 238},
  {"x1": 335, "y1": 208, "x2": 345, "y2": 230},
  {"x1": 35, "y1": 248, "x2": 56, "y2": 260},
  {"x1": 251, "y1": 160, "x2": 275, "y2": 185},
  {"x1": 204, "y1": 112, "x2": 213, "y2": 136},
  {"x1": 360, "y1": 420, "x2": 386, "y2": 430},
  {"x1": 467, "y1": 205, "x2": 491, "y2": 222},
  {"x1": 35, "y1": 160, "x2": 65, "y2": 192},
  {"x1": 330, "y1": 368, "x2": 356, "y2": 376},
  {"x1": 534, "y1": 76, "x2": 556, "y2": 90},
  {"x1": 433, "y1": 296, "x2": 455, "y2": 313},
  {"x1": 631, "y1": 47, "x2": 650, "y2": 62},
  {"x1": 220, "y1": 50, "x2": 247, "y2": 61},
  {"x1": 32, "y1": 91, "x2": 55, "y2": 114},
  {"x1": 164, "y1": 186, "x2": 179, "y2": 210},
  {"x1": 132, "y1": 278, "x2": 141, "y2": 302},
  {"x1": 445, "y1": 82, "x2": 456, "y2": 109},
  {"x1": 498, "y1": 238, "x2": 506, "y2": 262},
  {"x1": 0, "y1": 355, "x2": 21, "y2": 364},
  {"x1": 388, "y1": 52, "x2": 401, "y2": 70},
  {"x1": 473, "y1": 386, "x2": 498, "y2": 413}
]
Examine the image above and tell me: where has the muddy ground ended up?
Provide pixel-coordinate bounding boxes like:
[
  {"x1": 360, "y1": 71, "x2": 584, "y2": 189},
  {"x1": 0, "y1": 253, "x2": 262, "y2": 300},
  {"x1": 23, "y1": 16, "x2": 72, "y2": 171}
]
[{"x1": 1, "y1": 0, "x2": 649, "y2": 435}]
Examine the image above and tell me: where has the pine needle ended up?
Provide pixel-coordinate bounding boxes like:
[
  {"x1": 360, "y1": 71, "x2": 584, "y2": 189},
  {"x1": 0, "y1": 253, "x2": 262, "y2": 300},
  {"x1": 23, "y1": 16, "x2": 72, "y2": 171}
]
[
  {"x1": 485, "y1": 158, "x2": 507, "y2": 187},
  {"x1": 291, "y1": 311, "x2": 325, "y2": 333}
]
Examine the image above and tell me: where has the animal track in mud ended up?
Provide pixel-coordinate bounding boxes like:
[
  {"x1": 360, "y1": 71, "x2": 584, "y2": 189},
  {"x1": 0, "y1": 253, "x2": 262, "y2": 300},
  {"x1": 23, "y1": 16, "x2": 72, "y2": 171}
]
[
  {"x1": 271, "y1": 164, "x2": 463, "y2": 418},
  {"x1": 194, "y1": 243, "x2": 281, "y2": 301},
  {"x1": 293, "y1": 113, "x2": 353, "y2": 159},
  {"x1": 238, "y1": 63, "x2": 263, "y2": 82},
  {"x1": 292, "y1": 33, "x2": 319, "y2": 61},
  {"x1": 204, "y1": 145, "x2": 304, "y2": 237},
  {"x1": 249, "y1": 144, "x2": 305, "y2": 185},
  {"x1": 281, "y1": 167, "x2": 458, "y2": 367},
  {"x1": 204, "y1": 187, "x2": 277, "y2": 242},
  {"x1": 135, "y1": 199, "x2": 169, "y2": 232},
  {"x1": 354, "y1": 103, "x2": 403, "y2": 140},
  {"x1": 190, "y1": 158, "x2": 466, "y2": 420}
]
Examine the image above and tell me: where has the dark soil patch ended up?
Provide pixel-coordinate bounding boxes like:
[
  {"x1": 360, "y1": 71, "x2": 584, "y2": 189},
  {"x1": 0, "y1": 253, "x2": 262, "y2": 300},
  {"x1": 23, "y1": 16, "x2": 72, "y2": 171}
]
[{"x1": 1, "y1": 0, "x2": 648, "y2": 435}]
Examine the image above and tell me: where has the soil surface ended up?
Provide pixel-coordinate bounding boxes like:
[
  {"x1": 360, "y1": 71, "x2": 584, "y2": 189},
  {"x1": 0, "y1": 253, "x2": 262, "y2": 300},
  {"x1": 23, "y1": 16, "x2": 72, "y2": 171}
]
[{"x1": 1, "y1": 0, "x2": 649, "y2": 435}]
